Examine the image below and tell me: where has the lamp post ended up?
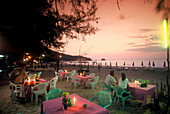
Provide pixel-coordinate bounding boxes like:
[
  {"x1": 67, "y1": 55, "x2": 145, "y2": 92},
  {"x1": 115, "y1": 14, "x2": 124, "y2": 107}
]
[
  {"x1": 163, "y1": 18, "x2": 170, "y2": 98},
  {"x1": 56, "y1": 55, "x2": 62, "y2": 72}
]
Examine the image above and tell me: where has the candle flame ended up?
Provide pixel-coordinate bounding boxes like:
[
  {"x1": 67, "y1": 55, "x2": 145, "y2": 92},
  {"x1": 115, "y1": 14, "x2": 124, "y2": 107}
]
[
  {"x1": 73, "y1": 97, "x2": 76, "y2": 106},
  {"x1": 28, "y1": 77, "x2": 30, "y2": 85}
]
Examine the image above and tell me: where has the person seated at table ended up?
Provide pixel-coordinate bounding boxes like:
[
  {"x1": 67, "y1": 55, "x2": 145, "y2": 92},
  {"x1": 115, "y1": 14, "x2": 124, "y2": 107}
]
[
  {"x1": 9, "y1": 63, "x2": 29, "y2": 84},
  {"x1": 119, "y1": 72, "x2": 130, "y2": 97},
  {"x1": 105, "y1": 70, "x2": 118, "y2": 90}
]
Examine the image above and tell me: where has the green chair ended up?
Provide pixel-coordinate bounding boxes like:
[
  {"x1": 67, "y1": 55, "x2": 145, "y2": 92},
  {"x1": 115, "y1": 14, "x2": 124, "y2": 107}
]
[
  {"x1": 72, "y1": 76, "x2": 81, "y2": 90},
  {"x1": 101, "y1": 80, "x2": 114, "y2": 100},
  {"x1": 112, "y1": 86, "x2": 133, "y2": 110},
  {"x1": 89, "y1": 91, "x2": 112, "y2": 109},
  {"x1": 86, "y1": 76, "x2": 99, "y2": 90},
  {"x1": 46, "y1": 89, "x2": 63, "y2": 100}
]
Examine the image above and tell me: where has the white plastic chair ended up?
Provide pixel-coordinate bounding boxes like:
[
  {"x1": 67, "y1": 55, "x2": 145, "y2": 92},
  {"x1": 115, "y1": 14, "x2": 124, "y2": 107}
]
[
  {"x1": 71, "y1": 70, "x2": 76, "y2": 73},
  {"x1": 64, "y1": 70, "x2": 76, "y2": 82},
  {"x1": 54, "y1": 71, "x2": 60, "y2": 77},
  {"x1": 9, "y1": 81, "x2": 25, "y2": 104},
  {"x1": 48, "y1": 77, "x2": 59, "y2": 90},
  {"x1": 31, "y1": 82, "x2": 49, "y2": 105},
  {"x1": 65, "y1": 73, "x2": 72, "y2": 82},
  {"x1": 89, "y1": 73, "x2": 95, "y2": 76},
  {"x1": 58, "y1": 69, "x2": 64, "y2": 72}
]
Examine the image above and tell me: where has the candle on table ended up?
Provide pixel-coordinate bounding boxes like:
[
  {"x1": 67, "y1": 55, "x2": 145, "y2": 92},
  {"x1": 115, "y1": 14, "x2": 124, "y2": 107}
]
[
  {"x1": 34, "y1": 77, "x2": 36, "y2": 85},
  {"x1": 73, "y1": 97, "x2": 77, "y2": 106},
  {"x1": 28, "y1": 77, "x2": 30, "y2": 85},
  {"x1": 80, "y1": 73, "x2": 82, "y2": 76}
]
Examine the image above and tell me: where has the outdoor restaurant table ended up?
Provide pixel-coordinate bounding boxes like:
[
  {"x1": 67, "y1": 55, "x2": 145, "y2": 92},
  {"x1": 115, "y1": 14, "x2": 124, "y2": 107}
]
[
  {"x1": 42, "y1": 94, "x2": 109, "y2": 114},
  {"x1": 24, "y1": 78, "x2": 49, "y2": 98},
  {"x1": 58, "y1": 72, "x2": 71, "y2": 77},
  {"x1": 74, "y1": 75, "x2": 95, "y2": 85},
  {"x1": 129, "y1": 82, "x2": 156, "y2": 106}
]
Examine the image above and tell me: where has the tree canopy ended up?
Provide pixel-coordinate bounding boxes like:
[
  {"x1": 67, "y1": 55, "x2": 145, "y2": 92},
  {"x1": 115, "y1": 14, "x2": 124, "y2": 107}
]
[{"x1": 0, "y1": 0, "x2": 99, "y2": 57}]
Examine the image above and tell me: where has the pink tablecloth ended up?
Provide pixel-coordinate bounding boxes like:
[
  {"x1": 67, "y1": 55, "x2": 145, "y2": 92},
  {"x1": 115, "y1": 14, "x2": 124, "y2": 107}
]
[
  {"x1": 58, "y1": 72, "x2": 70, "y2": 77},
  {"x1": 43, "y1": 94, "x2": 109, "y2": 114},
  {"x1": 129, "y1": 82, "x2": 156, "y2": 106},
  {"x1": 24, "y1": 78, "x2": 49, "y2": 98},
  {"x1": 75, "y1": 75, "x2": 95, "y2": 84}
]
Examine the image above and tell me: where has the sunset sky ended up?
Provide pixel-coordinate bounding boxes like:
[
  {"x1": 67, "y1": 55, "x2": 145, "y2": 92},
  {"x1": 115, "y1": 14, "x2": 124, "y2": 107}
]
[{"x1": 61, "y1": 0, "x2": 167, "y2": 60}]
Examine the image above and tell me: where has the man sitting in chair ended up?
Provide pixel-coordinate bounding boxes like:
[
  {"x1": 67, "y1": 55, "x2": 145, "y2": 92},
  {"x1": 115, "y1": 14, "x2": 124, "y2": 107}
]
[
  {"x1": 9, "y1": 64, "x2": 29, "y2": 84},
  {"x1": 105, "y1": 70, "x2": 118, "y2": 90}
]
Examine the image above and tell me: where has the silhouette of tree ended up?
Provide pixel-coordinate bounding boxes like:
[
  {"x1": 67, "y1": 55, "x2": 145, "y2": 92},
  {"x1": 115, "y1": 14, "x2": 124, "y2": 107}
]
[{"x1": 0, "y1": 0, "x2": 99, "y2": 58}]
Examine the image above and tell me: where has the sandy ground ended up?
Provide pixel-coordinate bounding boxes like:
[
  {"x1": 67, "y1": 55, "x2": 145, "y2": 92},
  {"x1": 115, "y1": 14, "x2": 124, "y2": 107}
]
[{"x1": 0, "y1": 65, "x2": 169, "y2": 114}]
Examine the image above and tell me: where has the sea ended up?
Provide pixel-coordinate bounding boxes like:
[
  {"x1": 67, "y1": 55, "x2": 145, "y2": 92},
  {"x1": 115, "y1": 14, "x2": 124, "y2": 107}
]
[{"x1": 63, "y1": 59, "x2": 166, "y2": 68}]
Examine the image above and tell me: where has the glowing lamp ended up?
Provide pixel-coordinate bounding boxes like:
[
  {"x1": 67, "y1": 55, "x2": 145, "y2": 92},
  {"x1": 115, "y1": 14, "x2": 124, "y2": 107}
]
[
  {"x1": 65, "y1": 70, "x2": 67, "y2": 72},
  {"x1": 26, "y1": 53, "x2": 29, "y2": 55},
  {"x1": 59, "y1": 55, "x2": 62, "y2": 58},
  {"x1": 163, "y1": 19, "x2": 169, "y2": 48},
  {"x1": 73, "y1": 97, "x2": 77, "y2": 106}
]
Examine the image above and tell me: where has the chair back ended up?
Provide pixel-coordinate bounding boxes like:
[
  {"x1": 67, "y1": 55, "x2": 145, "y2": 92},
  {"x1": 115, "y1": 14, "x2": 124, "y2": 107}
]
[
  {"x1": 89, "y1": 73, "x2": 95, "y2": 76},
  {"x1": 90, "y1": 91, "x2": 112, "y2": 109},
  {"x1": 72, "y1": 76, "x2": 81, "y2": 83},
  {"x1": 58, "y1": 70, "x2": 64, "y2": 72},
  {"x1": 93, "y1": 76, "x2": 99, "y2": 84},
  {"x1": 112, "y1": 86, "x2": 126, "y2": 97},
  {"x1": 32, "y1": 82, "x2": 48, "y2": 95},
  {"x1": 54, "y1": 71, "x2": 59, "y2": 77},
  {"x1": 9, "y1": 81, "x2": 21, "y2": 91},
  {"x1": 101, "y1": 80, "x2": 111, "y2": 91},
  {"x1": 71, "y1": 70, "x2": 76, "y2": 73},
  {"x1": 49, "y1": 77, "x2": 58, "y2": 88},
  {"x1": 46, "y1": 89, "x2": 63, "y2": 100}
]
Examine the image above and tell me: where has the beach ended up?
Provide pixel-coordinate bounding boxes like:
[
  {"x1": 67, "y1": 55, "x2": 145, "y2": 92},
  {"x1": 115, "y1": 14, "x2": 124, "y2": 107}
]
[{"x1": 0, "y1": 65, "x2": 169, "y2": 114}]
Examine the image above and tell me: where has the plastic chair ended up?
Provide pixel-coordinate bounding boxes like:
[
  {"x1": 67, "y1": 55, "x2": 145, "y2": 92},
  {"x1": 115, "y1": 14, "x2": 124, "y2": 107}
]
[
  {"x1": 89, "y1": 91, "x2": 112, "y2": 109},
  {"x1": 46, "y1": 89, "x2": 63, "y2": 101},
  {"x1": 71, "y1": 70, "x2": 76, "y2": 73},
  {"x1": 64, "y1": 70, "x2": 76, "y2": 82},
  {"x1": 87, "y1": 76, "x2": 99, "y2": 90},
  {"x1": 48, "y1": 77, "x2": 59, "y2": 90},
  {"x1": 101, "y1": 80, "x2": 114, "y2": 100},
  {"x1": 58, "y1": 69, "x2": 64, "y2": 72},
  {"x1": 54, "y1": 71, "x2": 60, "y2": 77},
  {"x1": 89, "y1": 73, "x2": 95, "y2": 76},
  {"x1": 31, "y1": 82, "x2": 49, "y2": 105},
  {"x1": 72, "y1": 76, "x2": 81, "y2": 90},
  {"x1": 9, "y1": 81, "x2": 25, "y2": 104},
  {"x1": 112, "y1": 86, "x2": 133, "y2": 110},
  {"x1": 65, "y1": 73, "x2": 72, "y2": 82}
]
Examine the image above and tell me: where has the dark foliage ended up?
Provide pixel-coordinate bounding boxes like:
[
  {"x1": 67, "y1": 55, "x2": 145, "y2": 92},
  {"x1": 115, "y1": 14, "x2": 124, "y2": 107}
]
[{"x1": 0, "y1": 0, "x2": 99, "y2": 58}]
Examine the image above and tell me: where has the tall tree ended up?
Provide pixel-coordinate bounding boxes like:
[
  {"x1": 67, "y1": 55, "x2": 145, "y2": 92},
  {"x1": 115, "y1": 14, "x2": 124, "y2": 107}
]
[{"x1": 0, "y1": 0, "x2": 99, "y2": 58}]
